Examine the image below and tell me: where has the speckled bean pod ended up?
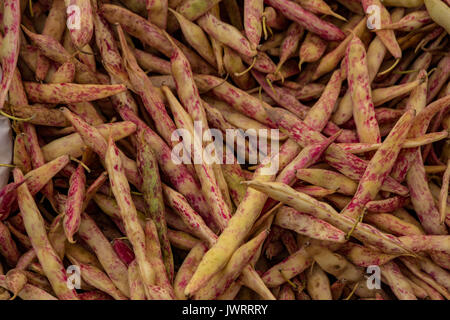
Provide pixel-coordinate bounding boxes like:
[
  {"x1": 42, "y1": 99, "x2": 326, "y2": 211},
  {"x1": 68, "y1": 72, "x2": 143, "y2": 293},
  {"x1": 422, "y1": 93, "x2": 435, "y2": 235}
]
[
  {"x1": 117, "y1": 26, "x2": 178, "y2": 148},
  {"x1": 340, "y1": 109, "x2": 415, "y2": 219},
  {"x1": 64, "y1": 0, "x2": 93, "y2": 48},
  {"x1": 193, "y1": 230, "x2": 268, "y2": 299},
  {"x1": 105, "y1": 136, "x2": 159, "y2": 298},
  {"x1": 35, "y1": 0, "x2": 66, "y2": 81},
  {"x1": 0, "y1": 0, "x2": 20, "y2": 110},
  {"x1": 361, "y1": 0, "x2": 402, "y2": 58},
  {"x1": 346, "y1": 34, "x2": 380, "y2": 144},
  {"x1": 100, "y1": 4, "x2": 215, "y2": 74},
  {"x1": 264, "y1": 0, "x2": 345, "y2": 41},
  {"x1": 169, "y1": 8, "x2": 216, "y2": 67},
  {"x1": 244, "y1": 0, "x2": 264, "y2": 50},
  {"x1": 41, "y1": 122, "x2": 136, "y2": 161},
  {"x1": 137, "y1": 130, "x2": 173, "y2": 281},
  {"x1": 197, "y1": 12, "x2": 257, "y2": 58},
  {"x1": 275, "y1": 206, "x2": 346, "y2": 242},
  {"x1": 245, "y1": 180, "x2": 412, "y2": 255},
  {"x1": 63, "y1": 164, "x2": 85, "y2": 243},
  {"x1": 270, "y1": 108, "x2": 409, "y2": 195},
  {"x1": 23, "y1": 82, "x2": 126, "y2": 104},
  {"x1": 13, "y1": 168, "x2": 79, "y2": 300}
]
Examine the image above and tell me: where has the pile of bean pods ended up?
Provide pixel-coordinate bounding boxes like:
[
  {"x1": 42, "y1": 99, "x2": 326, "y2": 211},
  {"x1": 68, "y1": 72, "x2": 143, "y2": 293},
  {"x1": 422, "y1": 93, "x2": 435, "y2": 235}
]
[{"x1": 0, "y1": 0, "x2": 449, "y2": 300}]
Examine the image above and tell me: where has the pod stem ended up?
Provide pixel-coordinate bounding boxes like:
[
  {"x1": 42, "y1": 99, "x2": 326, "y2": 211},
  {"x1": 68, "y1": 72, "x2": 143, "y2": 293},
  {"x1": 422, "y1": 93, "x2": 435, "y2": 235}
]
[
  {"x1": 345, "y1": 208, "x2": 367, "y2": 240},
  {"x1": 235, "y1": 57, "x2": 257, "y2": 77},
  {"x1": 0, "y1": 109, "x2": 35, "y2": 122},
  {"x1": 29, "y1": 0, "x2": 34, "y2": 17},
  {"x1": 343, "y1": 282, "x2": 359, "y2": 300},
  {"x1": 377, "y1": 58, "x2": 400, "y2": 77},
  {"x1": 266, "y1": 77, "x2": 277, "y2": 95},
  {"x1": 69, "y1": 156, "x2": 91, "y2": 173},
  {"x1": 0, "y1": 163, "x2": 16, "y2": 168},
  {"x1": 279, "y1": 269, "x2": 299, "y2": 290}
]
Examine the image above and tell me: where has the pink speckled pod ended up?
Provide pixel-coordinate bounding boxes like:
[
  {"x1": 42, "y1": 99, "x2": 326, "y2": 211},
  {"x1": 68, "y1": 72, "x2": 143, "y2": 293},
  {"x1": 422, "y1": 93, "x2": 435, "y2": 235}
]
[
  {"x1": 24, "y1": 155, "x2": 70, "y2": 196},
  {"x1": 22, "y1": 18, "x2": 98, "y2": 85},
  {"x1": 127, "y1": 260, "x2": 146, "y2": 300},
  {"x1": 0, "y1": 0, "x2": 20, "y2": 110},
  {"x1": 14, "y1": 168, "x2": 79, "y2": 300},
  {"x1": 364, "y1": 213, "x2": 424, "y2": 236},
  {"x1": 381, "y1": 261, "x2": 417, "y2": 300},
  {"x1": 197, "y1": 12, "x2": 257, "y2": 58},
  {"x1": 366, "y1": 196, "x2": 409, "y2": 213},
  {"x1": 61, "y1": 108, "x2": 142, "y2": 188},
  {"x1": 163, "y1": 184, "x2": 217, "y2": 246},
  {"x1": 313, "y1": 16, "x2": 366, "y2": 81},
  {"x1": 277, "y1": 22, "x2": 304, "y2": 72},
  {"x1": 63, "y1": 164, "x2": 86, "y2": 243},
  {"x1": 305, "y1": 70, "x2": 342, "y2": 131},
  {"x1": 176, "y1": 0, "x2": 221, "y2": 20},
  {"x1": 184, "y1": 159, "x2": 278, "y2": 296},
  {"x1": 133, "y1": 48, "x2": 172, "y2": 75},
  {"x1": 263, "y1": 7, "x2": 289, "y2": 30},
  {"x1": 269, "y1": 108, "x2": 409, "y2": 195},
  {"x1": 398, "y1": 235, "x2": 450, "y2": 255},
  {"x1": 144, "y1": 220, "x2": 175, "y2": 298},
  {"x1": 265, "y1": 0, "x2": 345, "y2": 41},
  {"x1": 245, "y1": 180, "x2": 411, "y2": 255},
  {"x1": 405, "y1": 95, "x2": 450, "y2": 235},
  {"x1": 276, "y1": 130, "x2": 342, "y2": 187},
  {"x1": 173, "y1": 242, "x2": 208, "y2": 300},
  {"x1": 262, "y1": 246, "x2": 312, "y2": 287},
  {"x1": 340, "y1": 109, "x2": 415, "y2": 219},
  {"x1": 100, "y1": 4, "x2": 215, "y2": 74},
  {"x1": 252, "y1": 69, "x2": 310, "y2": 119},
  {"x1": 382, "y1": 10, "x2": 431, "y2": 32},
  {"x1": 244, "y1": 0, "x2": 264, "y2": 50},
  {"x1": 275, "y1": 206, "x2": 346, "y2": 242},
  {"x1": 105, "y1": 136, "x2": 157, "y2": 298},
  {"x1": 169, "y1": 8, "x2": 216, "y2": 68},
  {"x1": 67, "y1": 257, "x2": 128, "y2": 300},
  {"x1": 92, "y1": 10, "x2": 130, "y2": 86},
  {"x1": 0, "y1": 221, "x2": 20, "y2": 267},
  {"x1": 297, "y1": 169, "x2": 357, "y2": 196},
  {"x1": 195, "y1": 74, "x2": 276, "y2": 127},
  {"x1": 297, "y1": 0, "x2": 347, "y2": 21},
  {"x1": 35, "y1": 0, "x2": 66, "y2": 81},
  {"x1": 346, "y1": 35, "x2": 380, "y2": 144},
  {"x1": 42, "y1": 122, "x2": 136, "y2": 162},
  {"x1": 0, "y1": 181, "x2": 26, "y2": 220},
  {"x1": 23, "y1": 82, "x2": 126, "y2": 104},
  {"x1": 0, "y1": 275, "x2": 57, "y2": 300},
  {"x1": 338, "y1": 242, "x2": 397, "y2": 267},
  {"x1": 117, "y1": 26, "x2": 177, "y2": 148},
  {"x1": 168, "y1": 35, "x2": 232, "y2": 231},
  {"x1": 49, "y1": 61, "x2": 76, "y2": 84},
  {"x1": 64, "y1": 0, "x2": 94, "y2": 48},
  {"x1": 427, "y1": 55, "x2": 450, "y2": 103},
  {"x1": 115, "y1": 106, "x2": 212, "y2": 224},
  {"x1": 241, "y1": 51, "x2": 277, "y2": 74},
  {"x1": 193, "y1": 229, "x2": 268, "y2": 299},
  {"x1": 361, "y1": 0, "x2": 402, "y2": 58},
  {"x1": 299, "y1": 32, "x2": 327, "y2": 69}
]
